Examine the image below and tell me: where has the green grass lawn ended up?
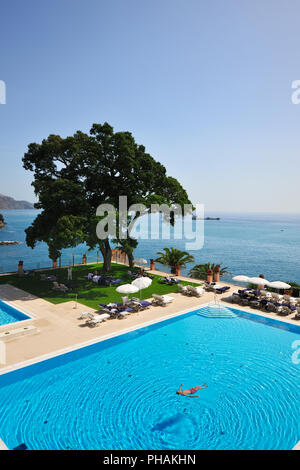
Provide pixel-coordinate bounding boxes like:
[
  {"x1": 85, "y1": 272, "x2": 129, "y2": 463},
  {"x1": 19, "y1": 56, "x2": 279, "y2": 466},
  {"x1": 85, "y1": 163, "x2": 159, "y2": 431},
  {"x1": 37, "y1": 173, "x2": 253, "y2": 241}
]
[{"x1": 0, "y1": 263, "x2": 198, "y2": 310}]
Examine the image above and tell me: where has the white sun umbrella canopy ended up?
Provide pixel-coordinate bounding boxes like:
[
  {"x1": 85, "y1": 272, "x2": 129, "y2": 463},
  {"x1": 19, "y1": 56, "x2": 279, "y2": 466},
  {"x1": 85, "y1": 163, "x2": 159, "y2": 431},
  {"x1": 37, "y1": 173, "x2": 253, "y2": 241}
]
[
  {"x1": 247, "y1": 277, "x2": 270, "y2": 286},
  {"x1": 133, "y1": 258, "x2": 148, "y2": 265},
  {"x1": 132, "y1": 276, "x2": 152, "y2": 298},
  {"x1": 116, "y1": 284, "x2": 139, "y2": 295},
  {"x1": 132, "y1": 277, "x2": 152, "y2": 289},
  {"x1": 232, "y1": 275, "x2": 250, "y2": 283},
  {"x1": 267, "y1": 281, "x2": 291, "y2": 290}
]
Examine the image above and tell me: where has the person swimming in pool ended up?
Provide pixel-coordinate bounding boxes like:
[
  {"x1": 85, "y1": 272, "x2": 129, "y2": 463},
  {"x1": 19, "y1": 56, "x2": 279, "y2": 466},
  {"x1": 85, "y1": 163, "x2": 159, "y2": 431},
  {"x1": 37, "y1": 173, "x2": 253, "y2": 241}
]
[{"x1": 176, "y1": 383, "x2": 208, "y2": 397}]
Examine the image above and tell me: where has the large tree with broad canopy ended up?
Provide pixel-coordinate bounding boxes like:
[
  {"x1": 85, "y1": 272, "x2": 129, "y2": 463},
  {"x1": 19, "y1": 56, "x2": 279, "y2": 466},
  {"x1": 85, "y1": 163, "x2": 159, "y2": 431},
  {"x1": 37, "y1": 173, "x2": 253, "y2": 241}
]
[{"x1": 23, "y1": 122, "x2": 192, "y2": 271}]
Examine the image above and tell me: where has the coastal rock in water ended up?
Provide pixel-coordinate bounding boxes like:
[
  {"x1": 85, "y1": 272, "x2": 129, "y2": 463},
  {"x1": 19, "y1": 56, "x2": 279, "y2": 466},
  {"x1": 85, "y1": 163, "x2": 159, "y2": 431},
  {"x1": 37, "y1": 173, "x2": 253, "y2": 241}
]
[
  {"x1": 0, "y1": 241, "x2": 20, "y2": 246},
  {"x1": 0, "y1": 212, "x2": 5, "y2": 228}
]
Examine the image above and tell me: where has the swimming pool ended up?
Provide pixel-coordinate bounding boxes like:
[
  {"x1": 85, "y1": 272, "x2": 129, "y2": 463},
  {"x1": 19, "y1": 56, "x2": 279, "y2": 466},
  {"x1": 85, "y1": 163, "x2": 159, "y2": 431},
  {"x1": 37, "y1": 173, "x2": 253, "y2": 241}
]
[
  {"x1": 0, "y1": 299, "x2": 31, "y2": 326},
  {"x1": 0, "y1": 305, "x2": 299, "y2": 450}
]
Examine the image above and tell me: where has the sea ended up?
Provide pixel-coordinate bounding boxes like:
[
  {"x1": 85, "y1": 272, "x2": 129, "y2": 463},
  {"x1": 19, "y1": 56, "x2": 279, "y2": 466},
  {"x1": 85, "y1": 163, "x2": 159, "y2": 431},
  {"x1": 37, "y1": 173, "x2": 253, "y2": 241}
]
[{"x1": 0, "y1": 210, "x2": 300, "y2": 284}]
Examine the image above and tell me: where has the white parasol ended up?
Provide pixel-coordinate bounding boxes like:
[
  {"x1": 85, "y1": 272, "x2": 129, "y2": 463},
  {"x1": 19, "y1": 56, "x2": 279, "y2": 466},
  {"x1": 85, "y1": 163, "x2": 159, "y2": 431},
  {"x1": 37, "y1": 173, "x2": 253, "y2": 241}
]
[
  {"x1": 116, "y1": 284, "x2": 139, "y2": 295},
  {"x1": 132, "y1": 277, "x2": 152, "y2": 298}
]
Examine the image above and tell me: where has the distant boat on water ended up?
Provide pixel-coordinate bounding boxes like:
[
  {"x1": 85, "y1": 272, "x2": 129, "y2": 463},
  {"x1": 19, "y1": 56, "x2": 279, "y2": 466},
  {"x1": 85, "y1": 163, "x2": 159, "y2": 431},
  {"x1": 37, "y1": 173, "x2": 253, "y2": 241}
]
[{"x1": 192, "y1": 215, "x2": 220, "y2": 220}]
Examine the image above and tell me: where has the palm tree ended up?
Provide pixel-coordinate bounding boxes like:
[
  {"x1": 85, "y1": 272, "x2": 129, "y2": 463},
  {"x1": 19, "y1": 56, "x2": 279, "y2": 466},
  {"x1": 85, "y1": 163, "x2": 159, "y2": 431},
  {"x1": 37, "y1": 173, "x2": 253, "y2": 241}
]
[
  {"x1": 189, "y1": 263, "x2": 228, "y2": 280},
  {"x1": 155, "y1": 247, "x2": 195, "y2": 274}
]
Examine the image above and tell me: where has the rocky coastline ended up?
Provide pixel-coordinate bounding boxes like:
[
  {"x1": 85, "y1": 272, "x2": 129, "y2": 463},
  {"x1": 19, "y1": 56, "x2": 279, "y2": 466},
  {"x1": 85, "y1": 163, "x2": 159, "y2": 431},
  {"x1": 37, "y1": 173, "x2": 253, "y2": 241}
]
[{"x1": 0, "y1": 213, "x2": 5, "y2": 229}]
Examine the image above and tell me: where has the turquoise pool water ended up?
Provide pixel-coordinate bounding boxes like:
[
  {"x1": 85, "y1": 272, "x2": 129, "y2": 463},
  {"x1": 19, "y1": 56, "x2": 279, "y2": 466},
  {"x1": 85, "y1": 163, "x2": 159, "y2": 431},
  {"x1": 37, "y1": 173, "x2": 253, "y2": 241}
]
[
  {"x1": 0, "y1": 299, "x2": 30, "y2": 326},
  {"x1": 0, "y1": 305, "x2": 299, "y2": 450}
]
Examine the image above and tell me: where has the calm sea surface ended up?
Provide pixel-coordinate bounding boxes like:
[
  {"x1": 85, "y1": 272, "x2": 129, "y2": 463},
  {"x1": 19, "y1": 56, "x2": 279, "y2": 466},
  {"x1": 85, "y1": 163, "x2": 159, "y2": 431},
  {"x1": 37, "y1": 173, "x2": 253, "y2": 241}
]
[{"x1": 0, "y1": 210, "x2": 300, "y2": 283}]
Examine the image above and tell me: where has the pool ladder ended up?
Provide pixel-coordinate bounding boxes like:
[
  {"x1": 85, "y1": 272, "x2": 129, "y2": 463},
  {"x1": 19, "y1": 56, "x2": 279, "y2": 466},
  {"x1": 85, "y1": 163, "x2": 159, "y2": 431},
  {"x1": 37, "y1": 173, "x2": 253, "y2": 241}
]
[{"x1": 212, "y1": 293, "x2": 221, "y2": 310}]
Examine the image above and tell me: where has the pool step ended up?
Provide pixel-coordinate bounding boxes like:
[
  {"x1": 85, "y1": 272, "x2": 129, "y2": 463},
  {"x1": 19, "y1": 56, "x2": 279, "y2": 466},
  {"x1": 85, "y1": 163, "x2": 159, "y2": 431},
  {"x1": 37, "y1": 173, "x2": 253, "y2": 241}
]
[
  {"x1": 197, "y1": 307, "x2": 238, "y2": 319},
  {"x1": 0, "y1": 324, "x2": 39, "y2": 341}
]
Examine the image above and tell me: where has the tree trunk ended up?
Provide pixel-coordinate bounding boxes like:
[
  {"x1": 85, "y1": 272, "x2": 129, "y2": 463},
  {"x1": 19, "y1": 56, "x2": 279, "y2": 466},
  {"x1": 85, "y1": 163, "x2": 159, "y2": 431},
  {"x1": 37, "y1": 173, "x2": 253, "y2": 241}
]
[
  {"x1": 127, "y1": 251, "x2": 134, "y2": 268},
  {"x1": 170, "y1": 265, "x2": 176, "y2": 274},
  {"x1": 100, "y1": 239, "x2": 112, "y2": 272}
]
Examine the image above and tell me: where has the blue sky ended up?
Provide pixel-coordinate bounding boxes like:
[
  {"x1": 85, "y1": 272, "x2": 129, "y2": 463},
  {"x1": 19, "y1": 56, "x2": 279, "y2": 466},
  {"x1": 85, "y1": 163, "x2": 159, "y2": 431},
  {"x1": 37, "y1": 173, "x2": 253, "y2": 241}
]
[{"x1": 1, "y1": 0, "x2": 300, "y2": 212}]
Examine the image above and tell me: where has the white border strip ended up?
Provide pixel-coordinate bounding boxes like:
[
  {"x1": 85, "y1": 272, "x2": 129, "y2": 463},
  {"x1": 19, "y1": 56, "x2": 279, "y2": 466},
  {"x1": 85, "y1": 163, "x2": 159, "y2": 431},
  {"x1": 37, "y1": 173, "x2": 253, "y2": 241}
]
[{"x1": 0, "y1": 437, "x2": 8, "y2": 450}]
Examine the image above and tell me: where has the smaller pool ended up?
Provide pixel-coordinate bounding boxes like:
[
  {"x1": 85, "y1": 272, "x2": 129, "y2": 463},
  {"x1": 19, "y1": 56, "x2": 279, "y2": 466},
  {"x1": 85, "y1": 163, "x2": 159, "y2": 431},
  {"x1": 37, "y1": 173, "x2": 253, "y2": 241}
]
[{"x1": 0, "y1": 300, "x2": 30, "y2": 326}]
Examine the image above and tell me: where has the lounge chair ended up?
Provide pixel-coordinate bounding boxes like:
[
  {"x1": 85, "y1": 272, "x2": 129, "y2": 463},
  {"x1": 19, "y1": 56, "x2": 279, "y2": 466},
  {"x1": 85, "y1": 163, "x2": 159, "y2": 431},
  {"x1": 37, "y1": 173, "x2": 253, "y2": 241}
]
[
  {"x1": 259, "y1": 299, "x2": 269, "y2": 310},
  {"x1": 85, "y1": 313, "x2": 110, "y2": 327},
  {"x1": 52, "y1": 281, "x2": 69, "y2": 292},
  {"x1": 117, "y1": 308, "x2": 134, "y2": 318},
  {"x1": 178, "y1": 284, "x2": 189, "y2": 295},
  {"x1": 126, "y1": 301, "x2": 142, "y2": 312},
  {"x1": 139, "y1": 300, "x2": 152, "y2": 308},
  {"x1": 152, "y1": 294, "x2": 174, "y2": 306},
  {"x1": 259, "y1": 290, "x2": 268, "y2": 297},
  {"x1": 277, "y1": 305, "x2": 290, "y2": 316},
  {"x1": 159, "y1": 276, "x2": 179, "y2": 285},
  {"x1": 229, "y1": 293, "x2": 240, "y2": 303},
  {"x1": 110, "y1": 279, "x2": 122, "y2": 285},
  {"x1": 294, "y1": 307, "x2": 300, "y2": 319},
  {"x1": 78, "y1": 311, "x2": 95, "y2": 320},
  {"x1": 215, "y1": 286, "x2": 230, "y2": 294},
  {"x1": 186, "y1": 285, "x2": 204, "y2": 297},
  {"x1": 41, "y1": 274, "x2": 57, "y2": 281},
  {"x1": 283, "y1": 294, "x2": 291, "y2": 302},
  {"x1": 271, "y1": 293, "x2": 280, "y2": 301},
  {"x1": 249, "y1": 299, "x2": 260, "y2": 309}
]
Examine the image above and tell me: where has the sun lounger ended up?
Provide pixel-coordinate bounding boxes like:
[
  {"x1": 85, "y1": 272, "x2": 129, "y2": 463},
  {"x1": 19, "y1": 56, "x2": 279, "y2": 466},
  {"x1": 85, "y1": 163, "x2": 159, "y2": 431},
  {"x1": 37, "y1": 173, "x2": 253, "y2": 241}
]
[
  {"x1": 259, "y1": 299, "x2": 269, "y2": 310},
  {"x1": 277, "y1": 305, "x2": 290, "y2": 316},
  {"x1": 259, "y1": 290, "x2": 267, "y2": 297},
  {"x1": 52, "y1": 281, "x2": 69, "y2": 292},
  {"x1": 186, "y1": 285, "x2": 204, "y2": 297},
  {"x1": 126, "y1": 301, "x2": 141, "y2": 311},
  {"x1": 79, "y1": 311, "x2": 95, "y2": 320},
  {"x1": 230, "y1": 293, "x2": 241, "y2": 303},
  {"x1": 215, "y1": 286, "x2": 230, "y2": 294},
  {"x1": 294, "y1": 307, "x2": 300, "y2": 319},
  {"x1": 249, "y1": 300, "x2": 260, "y2": 309},
  {"x1": 86, "y1": 313, "x2": 110, "y2": 327},
  {"x1": 152, "y1": 294, "x2": 174, "y2": 306},
  {"x1": 178, "y1": 284, "x2": 189, "y2": 295},
  {"x1": 117, "y1": 308, "x2": 134, "y2": 318},
  {"x1": 139, "y1": 300, "x2": 152, "y2": 308},
  {"x1": 159, "y1": 276, "x2": 179, "y2": 285}
]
